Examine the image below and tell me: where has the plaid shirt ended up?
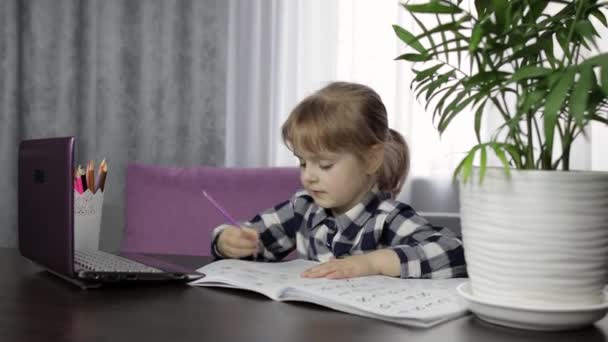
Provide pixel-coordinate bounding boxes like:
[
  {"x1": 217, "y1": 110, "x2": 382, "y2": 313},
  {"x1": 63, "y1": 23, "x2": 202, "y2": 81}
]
[{"x1": 211, "y1": 188, "x2": 466, "y2": 279}]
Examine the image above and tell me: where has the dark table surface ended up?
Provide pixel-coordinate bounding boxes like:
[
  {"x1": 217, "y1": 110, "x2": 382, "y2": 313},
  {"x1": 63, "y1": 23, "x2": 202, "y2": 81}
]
[{"x1": 1, "y1": 247, "x2": 608, "y2": 342}]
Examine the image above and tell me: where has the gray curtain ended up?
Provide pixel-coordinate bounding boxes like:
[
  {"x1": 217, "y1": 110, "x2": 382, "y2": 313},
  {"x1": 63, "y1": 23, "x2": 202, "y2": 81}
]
[{"x1": 0, "y1": 0, "x2": 228, "y2": 250}]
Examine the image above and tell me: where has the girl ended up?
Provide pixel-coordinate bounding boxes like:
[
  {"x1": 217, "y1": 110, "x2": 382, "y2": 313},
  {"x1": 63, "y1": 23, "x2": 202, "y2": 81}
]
[{"x1": 211, "y1": 81, "x2": 466, "y2": 279}]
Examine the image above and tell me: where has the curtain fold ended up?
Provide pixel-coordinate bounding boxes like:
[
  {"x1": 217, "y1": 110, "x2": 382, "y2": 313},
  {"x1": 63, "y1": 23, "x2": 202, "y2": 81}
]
[
  {"x1": 0, "y1": 0, "x2": 229, "y2": 249},
  {"x1": 225, "y1": 0, "x2": 339, "y2": 167}
]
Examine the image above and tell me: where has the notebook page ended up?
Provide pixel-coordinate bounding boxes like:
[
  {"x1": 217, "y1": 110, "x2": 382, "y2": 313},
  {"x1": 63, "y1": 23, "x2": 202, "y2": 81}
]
[
  {"x1": 191, "y1": 259, "x2": 320, "y2": 300},
  {"x1": 285, "y1": 276, "x2": 468, "y2": 322},
  {"x1": 191, "y1": 259, "x2": 469, "y2": 326}
]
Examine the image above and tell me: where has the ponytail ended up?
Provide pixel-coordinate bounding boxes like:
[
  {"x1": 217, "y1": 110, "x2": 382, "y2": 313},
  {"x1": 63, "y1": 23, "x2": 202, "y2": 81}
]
[{"x1": 377, "y1": 129, "x2": 409, "y2": 198}]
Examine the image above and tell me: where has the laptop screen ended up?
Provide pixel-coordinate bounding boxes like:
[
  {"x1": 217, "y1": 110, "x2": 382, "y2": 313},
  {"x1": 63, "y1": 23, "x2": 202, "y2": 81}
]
[{"x1": 18, "y1": 137, "x2": 75, "y2": 277}]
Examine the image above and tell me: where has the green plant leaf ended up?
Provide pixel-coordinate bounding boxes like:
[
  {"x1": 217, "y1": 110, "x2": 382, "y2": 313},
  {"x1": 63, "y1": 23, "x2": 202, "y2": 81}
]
[
  {"x1": 395, "y1": 53, "x2": 431, "y2": 62},
  {"x1": 575, "y1": 20, "x2": 599, "y2": 50},
  {"x1": 453, "y1": 152, "x2": 469, "y2": 183},
  {"x1": 433, "y1": 81, "x2": 463, "y2": 122},
  {"x1": 479, "y1": 145, "x2": 487, "y2": 184},
  {"x1": 466, "y1": 71, "x2": 509, "y2": 88},
  {"x1": 451, "y1": 13, "x2": 463, "y2": 68},
  {"x1": 423, "y1": 36, "x2": 468, "y2": 57},
  {"x1": 582, "y1": 53, "x2": 608, "y2": 68},
  {"x1": 460, "y1": 147, "x2": 478, "y2": 183},
  {"x1": 602, "y1": 63, "x2": 608, "y2": 96},
  {"x1": 509, "y1": 66, "x2": 553, "y2": 82},
  {"x1": 474, "y1": 100, "x2": 487, "y2": 143},
  {"x1": 590, "y1": 8, "x2": 608, "y2": 27},
  {"x1": 410, "y1": 13, "x2": 439, "y2": 60},
  {"x1": 425, "y1": 77, "x2": 457, "y2": 110},
  {"x1": 570, "y1": 64, "x2": 592, "y2": 129},
  {"x1": 529, "y1": 0, "x2": 548, "y2": 20},
  {"x1": 393, "y1": 25, "x2": 427, "y2": 54},
  {"x1": 543, "y1": 68, "x2": 575, "y2": 166},
  {"x1": 540, "y1": 32, "x2": 557, "y2": 68},
  {"x1": 413, "y1": 73, "x2": 435, "y2": 94},
  {"x1": 504, "y1": 144, "x2": 523, "y2": 169},
  {"x1": 491, "y1": 143, "x2": 511, "y2": 176},
  {"x1": 425, "y1": 71, "x2": 454, "y2": 101},
  {"x1": 404, "y1": 2, "x2": 463, "y2": 14},
  {"x1": 418, "y1": 21, "x2": 466, "y2": 39},
  {"x1": 556, "y1": 29, "x2": 573, "y2": 62},
  {"x1": 435, "y1": 13, "x2": 450, "y2": 64},
  {"x1": 574, "y1": 20, "x2": 595, "y2": 39},
  {"x1": 492, "y1": 0, "x2": 509, "y2": 33},
  {"x1": 519, "y1": 89, "x2": 545, "y2": 116},
  {"x1": 475, "y1": 0, "x2": 488, "y2": 18},
  {"x1": 416, "y1": 80, "x2": 435, "y2": 101},
  {"x1": 438, "y1": 89, "x2": 468, "y2": 131},
  {"x1": 439, "y1": 93, "x2": 480, "y2": 133},
  {"x1": 427, "y1": 44, "x2": 470, "y2": 59},
  {"x1": 415, "y1": 64, "x2": 443, "y2": 82},
  {"x1": 506, "y1": 42, "x2": 544, "y2": 64}
]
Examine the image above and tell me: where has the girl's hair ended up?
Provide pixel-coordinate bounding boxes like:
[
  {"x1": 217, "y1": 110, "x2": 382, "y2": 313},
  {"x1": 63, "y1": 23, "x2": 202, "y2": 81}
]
[{"x1": 281, "y1": 81, "x2": 409, "y2": 197}]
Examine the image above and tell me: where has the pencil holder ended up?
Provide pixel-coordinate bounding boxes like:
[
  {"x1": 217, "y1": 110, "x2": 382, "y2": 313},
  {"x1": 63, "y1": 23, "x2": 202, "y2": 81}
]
[{"x1": 74, "y1": 190, "x2": 104, "y2": 250}]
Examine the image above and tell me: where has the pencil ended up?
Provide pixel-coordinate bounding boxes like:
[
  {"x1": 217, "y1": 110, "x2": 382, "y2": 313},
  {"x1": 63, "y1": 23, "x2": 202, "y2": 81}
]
[
  {"x1": 202, "y1": 190, "x2": 241, "y2": 227},
  {"x1": 87, "y1": 160, "x2": 95, "y2": 193},
  {"x1": 95, "y1": 159, "x2": 105, "y2": 193},
  {"x1": 98, "y1": 159, "x2": 108, "y2": 192},
  {"x1": 79, "y1": 165, "x2": 88, "y2": 193},
  {"x1": 73, "y1": 167, "x2": 82, "y2": 193}
]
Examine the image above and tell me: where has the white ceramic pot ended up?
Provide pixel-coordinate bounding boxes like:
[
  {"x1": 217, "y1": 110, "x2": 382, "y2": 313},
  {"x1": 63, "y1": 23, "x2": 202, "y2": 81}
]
[{"x1": 460, "y1": 168, "x2": 608, "y2": 308}]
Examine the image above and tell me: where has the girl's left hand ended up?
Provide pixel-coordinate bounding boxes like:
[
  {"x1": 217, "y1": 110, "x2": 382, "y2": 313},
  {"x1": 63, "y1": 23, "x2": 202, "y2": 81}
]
[{"x1": 300, "y1": 254, "x2": 376, "y2": 279}]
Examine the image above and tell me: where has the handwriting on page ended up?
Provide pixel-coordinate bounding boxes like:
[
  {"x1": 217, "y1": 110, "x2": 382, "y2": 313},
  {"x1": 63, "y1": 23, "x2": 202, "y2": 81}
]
[
  {"x1": 293, "y1": 276, "x2": 463, "y2": 319},
  {"x1": 197, "y1": 260, "x2": 464, "y2": 320}
]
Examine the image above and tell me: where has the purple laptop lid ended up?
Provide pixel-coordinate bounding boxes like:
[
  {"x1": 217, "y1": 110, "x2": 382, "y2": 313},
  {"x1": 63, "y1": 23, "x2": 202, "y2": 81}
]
[{"x1": 18, "y1": 137, "x2": 75, "y2": 278}]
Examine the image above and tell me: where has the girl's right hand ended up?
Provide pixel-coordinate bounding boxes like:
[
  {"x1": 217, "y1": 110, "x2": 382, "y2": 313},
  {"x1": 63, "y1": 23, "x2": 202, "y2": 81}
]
[{"x1": 216, "y1": 226, "x2": 260, "y2": 258}]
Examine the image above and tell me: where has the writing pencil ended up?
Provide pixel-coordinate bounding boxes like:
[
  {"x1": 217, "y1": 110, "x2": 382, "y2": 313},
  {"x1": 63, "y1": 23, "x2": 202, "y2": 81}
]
[{"x1": 202, "y1": 190, "x2": 241, "y2": 227}]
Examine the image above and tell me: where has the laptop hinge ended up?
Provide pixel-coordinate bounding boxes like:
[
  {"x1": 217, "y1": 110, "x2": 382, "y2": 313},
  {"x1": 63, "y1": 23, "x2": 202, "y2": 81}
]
[{"x1": 44, "y1": 267, "x2": 102, "y2": 290}]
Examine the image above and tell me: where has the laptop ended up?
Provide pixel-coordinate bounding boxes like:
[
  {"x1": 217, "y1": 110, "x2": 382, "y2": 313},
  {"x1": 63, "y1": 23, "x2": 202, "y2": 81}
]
[{"x1": 18, "y1": 136, "x2": 204, "y2": 289}]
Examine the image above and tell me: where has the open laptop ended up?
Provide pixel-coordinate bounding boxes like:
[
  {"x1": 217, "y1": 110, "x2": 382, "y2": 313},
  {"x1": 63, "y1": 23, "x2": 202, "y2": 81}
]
[{"x1": 18, "y1": 136, "x2": 204, "y2": 289}]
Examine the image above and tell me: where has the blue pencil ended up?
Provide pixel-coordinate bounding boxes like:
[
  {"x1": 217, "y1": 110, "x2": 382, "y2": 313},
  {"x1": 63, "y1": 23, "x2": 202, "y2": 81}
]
[{"x1": 202, "y1": 190, "x2": 241, "y2": 228}]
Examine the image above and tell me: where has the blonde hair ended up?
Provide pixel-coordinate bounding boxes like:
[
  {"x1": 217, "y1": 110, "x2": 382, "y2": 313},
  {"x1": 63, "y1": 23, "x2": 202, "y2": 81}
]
[{"x1": 282, "y1": 81, "x2": 409, "y2": 197}]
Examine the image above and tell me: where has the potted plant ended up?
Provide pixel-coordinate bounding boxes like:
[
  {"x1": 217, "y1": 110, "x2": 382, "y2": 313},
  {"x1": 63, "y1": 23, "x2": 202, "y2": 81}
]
[{"x1": 394, "y1": 0, "x2": 608, "y2": 330}]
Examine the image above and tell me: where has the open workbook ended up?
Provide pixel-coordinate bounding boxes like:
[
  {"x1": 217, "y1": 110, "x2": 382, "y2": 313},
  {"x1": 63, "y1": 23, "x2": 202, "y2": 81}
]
[{"x1": 189, "y1": 259, "x2": 469, "y2": 328}]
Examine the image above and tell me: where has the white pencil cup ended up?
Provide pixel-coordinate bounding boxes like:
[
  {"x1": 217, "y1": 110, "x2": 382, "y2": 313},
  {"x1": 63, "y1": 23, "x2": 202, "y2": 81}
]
[{"x1": 74, "y1": 190, "x2": 104, "y2": 250}]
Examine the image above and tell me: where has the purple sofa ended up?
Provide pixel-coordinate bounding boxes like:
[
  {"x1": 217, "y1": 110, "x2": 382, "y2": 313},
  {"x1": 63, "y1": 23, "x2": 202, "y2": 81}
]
[{"x1": 121, "y1": 163, "x2": 301, "y2": 256}]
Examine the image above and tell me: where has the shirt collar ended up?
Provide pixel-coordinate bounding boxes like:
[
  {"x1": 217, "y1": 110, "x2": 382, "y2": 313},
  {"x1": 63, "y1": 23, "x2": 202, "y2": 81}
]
[{"x1": 308, "y1": 186, "x2": 390, "y2": 234}]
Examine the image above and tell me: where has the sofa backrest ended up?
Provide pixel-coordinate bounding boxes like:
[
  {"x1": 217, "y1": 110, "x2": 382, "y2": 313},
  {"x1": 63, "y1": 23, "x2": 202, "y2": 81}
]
[{"x1": 122, "y1": 163, "x2": 301, "y2": 256}]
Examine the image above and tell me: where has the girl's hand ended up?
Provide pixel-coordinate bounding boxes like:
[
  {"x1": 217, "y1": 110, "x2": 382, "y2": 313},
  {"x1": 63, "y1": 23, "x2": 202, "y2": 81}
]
[
  {"x1": 301, "y1": 254, "x2": 376, "y2": 279},
  {"x1": 217, "y1": 226, "x2": 259, "y2": 258},
  {"x1": 300, "y1": 249, "x2": 401, "y2": 279}
]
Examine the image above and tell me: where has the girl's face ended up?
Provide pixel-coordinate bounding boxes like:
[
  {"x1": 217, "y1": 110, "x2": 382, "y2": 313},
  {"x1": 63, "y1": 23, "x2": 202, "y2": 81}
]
[{"x1": 296, "y1": 149, "x2": 377, "y2": 215}]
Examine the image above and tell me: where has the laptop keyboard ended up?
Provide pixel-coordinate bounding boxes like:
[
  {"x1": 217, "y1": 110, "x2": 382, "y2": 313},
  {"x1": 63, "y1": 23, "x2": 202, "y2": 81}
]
[{"x1": 74, "y1": 250, "x2": 164, "y2": 273}]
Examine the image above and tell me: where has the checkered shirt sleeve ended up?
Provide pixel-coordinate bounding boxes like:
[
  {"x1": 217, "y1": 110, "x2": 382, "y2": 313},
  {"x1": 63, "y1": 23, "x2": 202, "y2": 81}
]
[
  {"x1": 210, "y1": 191, "x2": 310, "y2": 261},
  {"x1": 378, "y1": 201, "x2": 466, "y2": 278}
]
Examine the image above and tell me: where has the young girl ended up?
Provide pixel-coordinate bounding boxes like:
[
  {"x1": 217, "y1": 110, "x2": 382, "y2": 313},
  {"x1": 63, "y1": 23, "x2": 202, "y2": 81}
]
[{"x1": 211, "y1": 81, "x2": 466, "y2": 279}]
